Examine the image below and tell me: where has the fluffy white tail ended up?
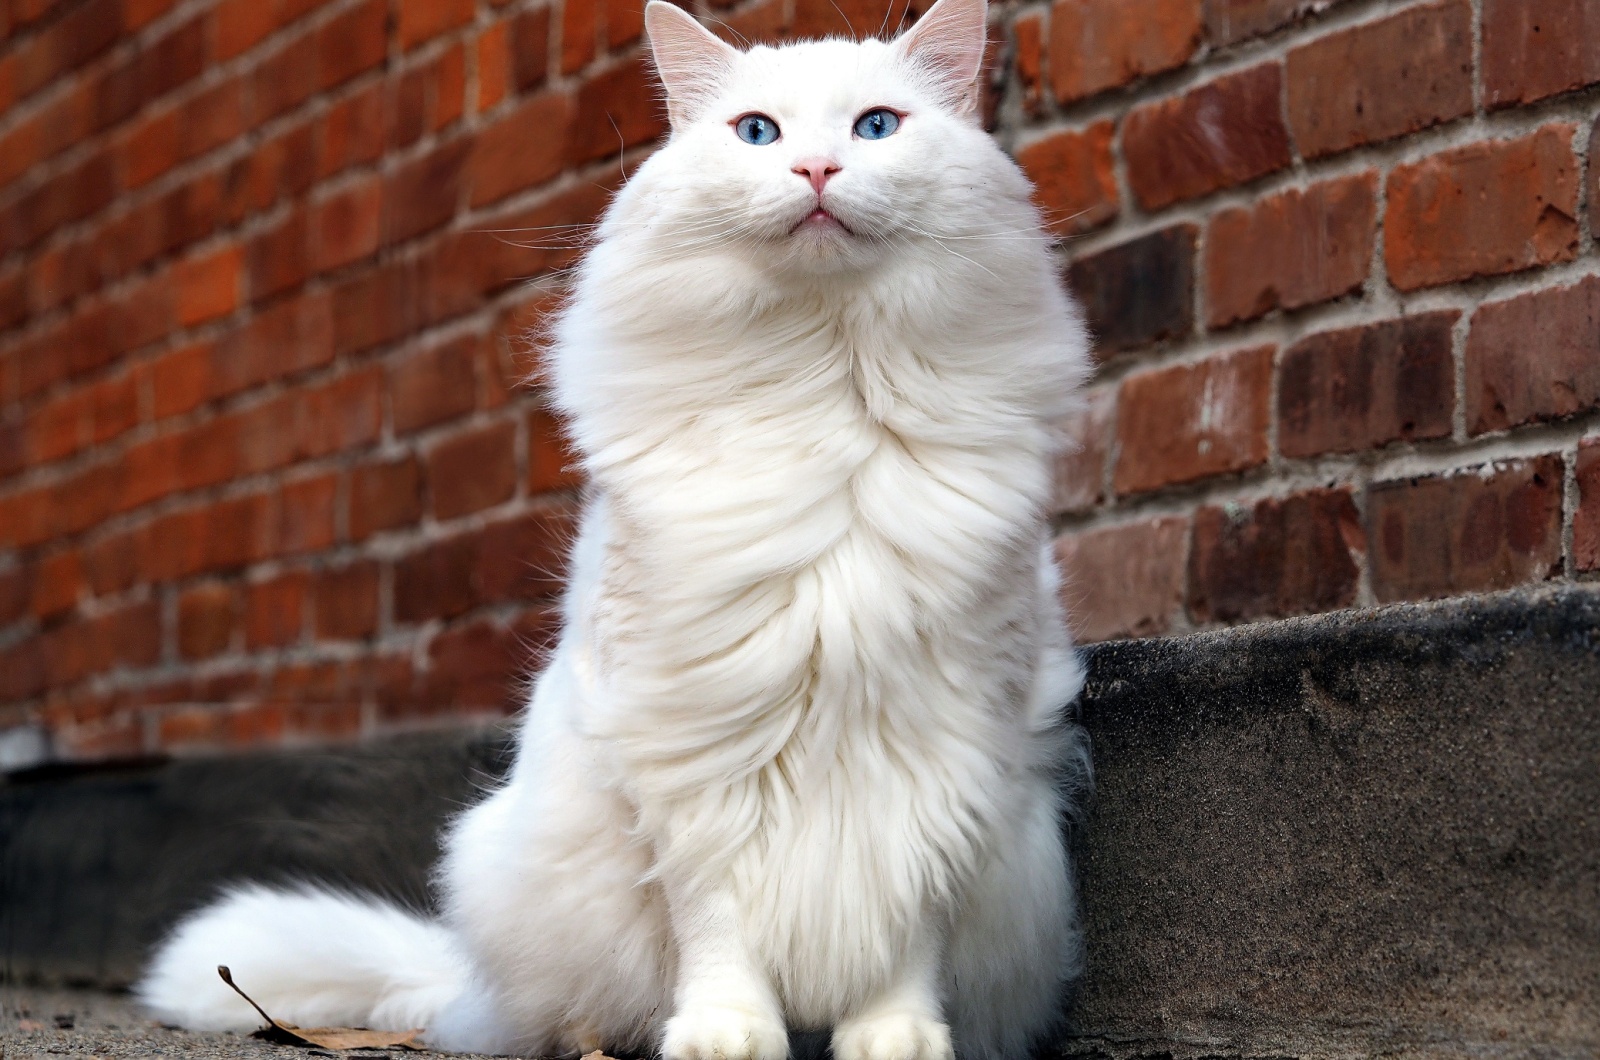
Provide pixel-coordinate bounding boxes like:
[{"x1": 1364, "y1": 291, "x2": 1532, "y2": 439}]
[{"x1": 138, "y1": 885, "x2": 471, "y2": 1034}]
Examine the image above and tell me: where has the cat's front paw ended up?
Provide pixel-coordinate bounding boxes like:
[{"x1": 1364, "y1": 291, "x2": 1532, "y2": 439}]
[
  {"x1": 831, "y1": 1013, "x2": 953, "y2": 1060},
  {"x1": 662, "y1": 1004, "x2": 788, "y2": 1060}
]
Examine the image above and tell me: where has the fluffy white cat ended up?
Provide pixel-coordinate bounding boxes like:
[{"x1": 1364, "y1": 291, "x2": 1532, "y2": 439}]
[{"x1": 138, "y1": 1, "x2": 1094, "y2": 1057}]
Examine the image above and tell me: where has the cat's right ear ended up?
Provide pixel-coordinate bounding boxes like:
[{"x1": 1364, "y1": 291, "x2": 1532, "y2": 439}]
[{"x1": 645, "y1": 1, "x2": 738, "y2": 129}]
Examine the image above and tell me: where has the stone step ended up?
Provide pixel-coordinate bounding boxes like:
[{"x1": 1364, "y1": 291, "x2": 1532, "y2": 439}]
[{"x1": 3, "y1": 585, "x2": 1597, "y2": 1058}]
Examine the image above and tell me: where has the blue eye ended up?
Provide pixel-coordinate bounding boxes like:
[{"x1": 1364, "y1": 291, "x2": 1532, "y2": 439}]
[
  {"x1": 735, "y1": 114, "x2": 780, "y2": 145},
  {"x1": 854, "y1": 108, "x2": 901, "y2": 140}
]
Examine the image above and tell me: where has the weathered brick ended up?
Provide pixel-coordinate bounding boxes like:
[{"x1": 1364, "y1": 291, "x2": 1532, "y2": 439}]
[
  {"x1": 248, "y1": 207, "x2": 312, "y2": 302},
  {"x1": 1189, "y1": 489, "x2": 1362, "y2": 623},
  {"x1": 1052, "y1": 388, "x2": 1112, "y2": 515},
  {"x1": 175, "y1": 245, "x2": 243, "y2": 327},
  {"x1": 1049, "y1": 0, "x2": 1200, "y2": 104},
  {"x1": 1369, "y1": 457, "x2": 1565, "y2": 602},
  {"x1": 1067, "y1": 225, "x2": 1195, "y2": 358},
  {"x1": 245, "y1": 572, "x2": 307, "y2": 648},
  {"x1": 383, "y1": 139, "x2": 472, "y2": 246},
  {"x1": 1013, "y1": 13, "x2": 1045, "y2": 116},
  {"x1": 178, "y1": 582, "x2": 238, "y2": 659},
  {"x1": 1577, "y1": 439, "x2": 1600, "y2": 572},
  {"x1": 1014, "y1": 123, "x2": 1118, "y2": 237},
  {"x1": 1483, "y1": 0, "x2": 1600, "y2": 109},
  {"x1": 179, "y1": 77, "x2": 249, "y2": 163},
  {"x1": 1054, "y1": 517, "x2": 1188, "y2": 642},
  {"x1": 317, "y1": 82, "x2": 386, "y2": 179},
  {"x1": 1591, "y1": 117, "x2": 1600, "y2": 240},
  {"x1": 423, "y1": 618, "x2": 522, "y2": 710},
  {"x1": 512, "y1": 6, "x2": 552, "y2": 91},
  {"x1": 468, "y1": 92, "x2": 573, "y2": 208},
  {"x1": 1466, "y1": 275, "x2": 1600, "y2": 435},
  {"x1": 31, "y1": 549, "x2": 83, "y2": 619},
  {"x1": 1203, "y1": 0, "x2": 1351, "y2": 44},
  {"x1": 1204, "y1": 172, "x2": 1376, "y2": 328},
  {"x1": 332, "y1": 261, "x2": 420, "y2": 356},
  {"x1": 253, "y1": 31, "x2": 320, "y2": 121},
  {"x1": 1385, "y1": 126, "x2": 1580, "y2": 292},
  {"x1": 1123, "y1": 64, "x2": 1291, "y2": 210},
  {"x1": 476, "y1": 21, "x2": 511, "y2": 112},
  {"x1": 211, "y1": 291, "x2": 335, "y2": 398},
  {"x1": 428, "y1": 420, "x2": 517, "y2": 519},
  {"x1": 350, "y1": 455, "x2": 423, "y2": 540},
  {"x1": 1280, "y1": 312, "x2": 1458, "y2": 458},
  {"x1": 313, "y1": 561, "x2": 379, "y2": 640},
  {"x1": 392, "y1": 335, "x2": 479, "y2": 434},
  {"x1": 561, "y1": 0, "x2": 599, "y2": 73},
  {"x1": 1287, "y1": 0, "x2": 1472, "y2": 159},
  {"x1": 0, "y1": 564, "x2": 34, "y2": 627},
  {"x1": 394, "y1": 533, "x2": 479, "y2": 622},
  {"x1": 279, "y1": 473, "x2": 339, "y2": 554},
  {"x1": 214, "y1": 0, "x2": 278, "y2": 61},
  {"x1": 1116, "y1": 346, "x2": 1273, "y2": 494}
]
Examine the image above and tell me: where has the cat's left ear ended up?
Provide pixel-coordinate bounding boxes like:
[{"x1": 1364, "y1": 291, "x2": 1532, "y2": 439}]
[
  {"x1": 645, "y1": 1, "x2": 739, "y2": 128},
  {"x1": 894, "y1": 0, "x2": 988, "y2": 119}
]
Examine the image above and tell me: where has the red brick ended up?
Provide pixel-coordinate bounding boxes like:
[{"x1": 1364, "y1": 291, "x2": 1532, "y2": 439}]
[
  {"x1": 399, "y1": 0, "x2": 474, "y2": 50},
  {"x1": 317, "y1": 82, "x2": 386, "y2": 179},
  {"x1": 314, "y1": 177, "x2": 383, "y2": 271},
  {"x1": 1013, "y1": 13, "x2": 1045, "y2": 117},
  {"x1": 476, "y1": 21, "x2": 511, "y2": 112},
  {"x1": 510, "y1": 6, "x2": 551, "y2": 90},
  {"x1": 711, "y1": 0, "x2": 786, "y2": 46},
  {"x1": 118, "y1": 109, "x2": 180, "y2": 189},
  {"x1": 1483, "y1": 0, "x2": 1600, "y2": 109},
  {"x1": 469, "y1": 92, "x2": 573, "y2": 207},
  {"x1": 1385, "y1": 126, "x2": 1580, "y2": 292},
  {"x1": 1054, "y1": 517, "x2": 1188, "y2": 642},
  {"x1": 602, "y1": 0, "x2": 643, "y2": 48},
  {"x1": 248, "y1": 207, "x2": 312, "y2": 302},
  {"x1": 423, "y1": 618, "x2": 522, "y2": 710},
  {"x1": 1048, "y1": 0, "x2": 1200, "y2": 104},
  {"x1": 1123, "y1": 64, "x2": 1290, "y2": 210},
  {"x1": 561, "y1": 0, "x2": 598, "y2": 74},
  {"x1": 571, "y1": 57, "x2": 666, "y2": 165},
  {"x1": 1068, "y1": 225, "x2": 1195, "y2": 358},
  {"x1": 300, "y1": 365, "x2": 384, "y2": 458},
  {"x1": 527, "y1": 406, "x2": 583, "y2": 494},
  {"x1": 1281, "y1": 312, "x2": 1458, "y2": 459},
  {"x1": 0, "y1": 564, "x2": 34, "y2": 627},
  {"x1": 1369, "y1": 456, "x2": 1565, "y2": 602},
  {"x1": 179, "y1": 77, "x2": 248, "y2": 163},
  {"x1": 279, "y1": 473, "x2": 339, "y2": 553},
  {"x1": 31, "y1": 549, "x2": 82, "y2": 619},
  {"x1": 1288, "y1": 0, "x2": 1472, "y2": 159},
  {"x1": 1188, "y1": 489, "x2": 1362, "y2": 623},
  {"x1": 214, "y1": 0, "x2": 279, "y2": 60},
  {"x1": 392, "y1": 335, "x2": 479, "y2": 433},
  {"x1": 393, "y1": 506, "x2": 574, "y2": 621},
  {"x1": 428, "y1": 420, "x2": 517, "y2": 519},
  {"x1": 1466, "y1": 275, "x2": 1600, "y2": 435},
  {"x1": 1115, "y1": 346, "x2": 1273, "y2": 494},
  {"x1": 253, "y1": 31, "x2": 320, "y2": 121},
  {"x1": 1053, "y1": 388, "x2": 1111, "y2": 514},
  {"x1": 394, "y1": 533, "x2": 479, "y2": 622},
  {"x1": 1205, "y1": 172, "x2": 1376, "y2": 328},
  {"x1": 1576, "y1": 439, "x2": 1600, "y2": 571},
  {"x1": 245, "y1": 571, "x2": 308, "y2": 648},
  {"x1": 313, "y1": 561, "x2": 379, "y2": 640},
  {"x1": 13, "y1": 0, "x2": 122, "y2": 101},
  {"x1": 1203, "y1": 0, "x2": 1351, "y2": 44},
  {"x1": 432, "y1": 44, "x2": 466, "y2": 130},
  {"x1": 350, "y1": 455, "x2": 423, "y2": 540},
  {"x1": 175, "y1": 245, "x2": 243, "y2": 326},
  {"x1": 318, "y1": 0, "x2": 388, "y2": 90},
  {"x1": 1014, "y1": 123, "x2": 1118, "y2": 237},
  {"x1": 90, "y1": 373, "x2": 139, "y2": 443},
  {"x1": 212, "y1": 291, "x2": 335, "y2": 398},
  {"x1": 179, "y1": 582, "x2": 238, "y2": 659},
  {"x1": 332, "y1": 261, "x2": 420, "y2": 355},
  {"x1": 1591, "y1": 117, "x2": 1600, "y2": 241},
  {"x1": 383, "y1": 138, "x2": 472, "y2": 245}
]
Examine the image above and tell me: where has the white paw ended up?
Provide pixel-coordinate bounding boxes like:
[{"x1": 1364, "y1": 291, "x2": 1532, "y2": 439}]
[
  {"x1": 662, "y1": 1005, "x2": 788, "y2": 1060},
  {"x1": 831, "y1": 1012, "x2": 953, "y2": 1060}
]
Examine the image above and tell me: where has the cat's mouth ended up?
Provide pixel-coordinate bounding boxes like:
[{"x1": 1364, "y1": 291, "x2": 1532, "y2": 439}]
[{"x1": 791, "y1": 207, "x2": 852, "y2": 236}]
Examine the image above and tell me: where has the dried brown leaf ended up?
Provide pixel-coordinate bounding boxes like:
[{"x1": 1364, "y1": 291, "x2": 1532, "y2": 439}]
[{"x1": 216, "y1": 965, "x2": 422, "y2": 1051}]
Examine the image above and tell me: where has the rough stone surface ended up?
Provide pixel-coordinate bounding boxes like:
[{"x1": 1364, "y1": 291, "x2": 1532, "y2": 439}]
[
  {"x1": 1067, "y1": 225, "x2": 1195, "y2": 358},
  {"x1": 4, "y1": 589, "x2": 1599, "y2": 1058},
  {"x1": 1367, "y1": 456, "x2": 1565, "y2": 603},
  {"x1": 1465, "y1": 274, "x2": 1600, "y2": 435},
  {"x1": 1279, "y1": 311, "x2": 1458, "y2": 457},
  {"x1": 1286, "y1": 0, "x2": 1473, "y2": 159}
]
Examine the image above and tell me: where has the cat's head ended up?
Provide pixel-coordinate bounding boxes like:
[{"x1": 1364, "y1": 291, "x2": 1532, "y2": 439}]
[{"x1": 629, "y1": 0, "x2": 1029, "y2": 275}]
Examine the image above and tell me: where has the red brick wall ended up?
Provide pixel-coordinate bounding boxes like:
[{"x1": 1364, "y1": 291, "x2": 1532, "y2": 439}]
[{"x1": 1, "y1": 0, "x2": 1597, "y2": 763}]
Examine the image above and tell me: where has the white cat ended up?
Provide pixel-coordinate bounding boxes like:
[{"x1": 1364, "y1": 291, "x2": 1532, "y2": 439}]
[{"x1": 137, "y1": 1, "x2": 1094, "y2": 1057}]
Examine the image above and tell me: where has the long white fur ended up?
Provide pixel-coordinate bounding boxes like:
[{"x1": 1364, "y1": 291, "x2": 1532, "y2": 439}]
[{"x1": 138, "y1": 1, "x2": 1094, "y2": 1057}]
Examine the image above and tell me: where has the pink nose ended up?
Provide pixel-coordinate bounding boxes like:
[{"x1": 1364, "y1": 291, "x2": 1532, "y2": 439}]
[{"x1": 792, "y1": 157, "x2": 841, "y2": 195}]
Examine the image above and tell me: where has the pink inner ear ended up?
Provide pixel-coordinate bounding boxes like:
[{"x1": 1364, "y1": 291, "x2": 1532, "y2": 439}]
[
  {"x1": 646, "y1": 1, "x2": 738, "y2": 124},
  {"x1": 897, "y1": 0, "x2": 988, "y2": 107}
]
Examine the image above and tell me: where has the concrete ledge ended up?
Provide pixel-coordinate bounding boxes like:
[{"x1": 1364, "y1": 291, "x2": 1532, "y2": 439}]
[{"x1": 4, "y1": 587, "x2": 1597, "y2": 1058}]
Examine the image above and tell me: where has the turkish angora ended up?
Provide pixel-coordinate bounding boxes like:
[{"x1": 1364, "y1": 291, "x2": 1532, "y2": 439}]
[{"x1": 138, "y1": 0, "x2": 1094, "y2": 1056}]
